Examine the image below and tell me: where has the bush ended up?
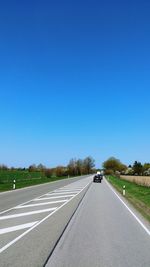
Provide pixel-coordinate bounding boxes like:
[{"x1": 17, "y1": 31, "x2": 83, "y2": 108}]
[
  {"x1": 104, "y1": 169, "x2": 114, "y2": 175},
  {"x1": 44, "y1": 169, "x2": 53, "y2": 178}
]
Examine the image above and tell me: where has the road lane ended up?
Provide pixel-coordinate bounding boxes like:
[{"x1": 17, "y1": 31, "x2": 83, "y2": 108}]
[
  {"x1": 0, "y1": 176, "x2": 92, "y2": 267},
  {"x1": 0, "y1": 175, "x2": 89, "y2": 213},
  {"x1": 46, "y1": 179, "x2": 150, "y2": 267}
]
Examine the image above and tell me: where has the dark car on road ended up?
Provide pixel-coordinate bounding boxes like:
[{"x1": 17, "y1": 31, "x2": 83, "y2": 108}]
[{"x1": 93, "y1": 174, "x2": 103, "y2": 183}]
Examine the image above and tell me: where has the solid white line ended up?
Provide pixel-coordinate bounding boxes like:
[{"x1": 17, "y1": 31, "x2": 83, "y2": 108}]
[
  {"x1": 16, "y1": 200, "x2": 67, "y2": 208},
  {"x1": 0, "y1": 221, "x2": 38, "y2": 235},
  {"x1": 0, "y1": 208, "x2": 57, "y2": 220},
  {"x1": 34, "y1": 195, "x2": 75, "y2": 201},
  {"x1": 0, "y1": 180, "x2": 91, "y2": 254},
  {"x1": 105, "y1": 179, "x2": 150, "y2": 236}
]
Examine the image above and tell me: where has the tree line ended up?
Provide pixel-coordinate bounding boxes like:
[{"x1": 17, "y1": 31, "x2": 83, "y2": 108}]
[
  {"x1": 0, "y1": 156, "x2": 96, "y2": 178},
  {"x1": 103, "y1": 157, "x2": 150, "y2": 176}
]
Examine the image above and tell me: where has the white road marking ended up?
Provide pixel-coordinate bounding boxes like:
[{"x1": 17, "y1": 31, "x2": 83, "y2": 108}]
[
  {"x1": 63, "y1": 187, "x2": 84, "y2": 190},
  {"x1": 54, "y1": 189, "x2": 81, "y2": 192},
  {"x1": 0, "y1": 181, "x2": 86, "y2": 215},
  {"x1": 0, "y1": 189, "x2": 79, "y2": 216},
  {"x1": 16, "y1": 200, "x2": 67, "y2": 209},
  {"x1": 105, "y1": 178, "x2": 150, "y2": 236},
  {"x1": 0, "y1": 175, "x2": 83, "y2": 195},
  {"x1": 0, "y1": 190, "x2": 56, "y2": 216},
  {"x1": 34, "y1": 195, "x2": 75, "y2": 201},
  {"x1": 0, "y1": 180, "x2": 91, "y2": 254},
  {"x1": 46, "y1": 192, "x2": 77, "y2": 196},
  {"x1": 0, "y1": 221, "x2": 38, "y2": 235},
  {"x1": 0, "y1": 208, "x2": 57, "y2": 220}
]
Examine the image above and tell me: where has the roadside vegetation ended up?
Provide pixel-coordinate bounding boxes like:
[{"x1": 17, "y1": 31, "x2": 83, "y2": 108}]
[
  {"x1": 103, "y1": 157, "x2": 150, "y2": 177},
  {"x1": 102, "y1": 157, "x2": 150, "y2": 222},
  {"x1": 106, "y1": 175, "x2": 150, "y2": 222},
  {"x1": 120, "y1": 175, "x2": 150, "y2": 187},
  {"x1": 0, "y1": 156, "x2": 95, "y2": 192}
]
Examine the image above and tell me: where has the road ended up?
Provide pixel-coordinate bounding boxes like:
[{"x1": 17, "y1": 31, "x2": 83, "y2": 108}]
[
  {"x1": 0, "y1": 176, "x2": 150, "y2": 267},
  {"x1": 0, "y1": 175, "x2": 91, "y2": 267},
  {"x1": 0, "y1": 175, "x2": 89, "y2": 213},
  {"x1": 46, "y1": 178, "x2": 150, "y2": 267}
]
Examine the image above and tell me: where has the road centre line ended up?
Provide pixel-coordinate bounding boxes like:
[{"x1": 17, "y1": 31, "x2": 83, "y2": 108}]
[
  {"x1": 0, "y1": 208, "x2": 57, "y2": 220},
  {"x1": 16, "y1": 200, "x2": 67, "y2": 209},
  {"x1": 105, "y1": 178, "x2": 150, "y2": 236},
  {"x1": 34, "y1": 195, "x2": 75, "y2": 201},
  {"x1": 0, "y1": 180, "x2": 91, "y2": 254},
  {"x1": 0, "y1": 221, "x2": 38, "y2": 235}
]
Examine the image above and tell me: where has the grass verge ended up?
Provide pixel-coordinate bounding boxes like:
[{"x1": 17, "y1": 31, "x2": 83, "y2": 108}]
[{"x1": 106, "y1": 175, "x2": 150, "y2": 223}]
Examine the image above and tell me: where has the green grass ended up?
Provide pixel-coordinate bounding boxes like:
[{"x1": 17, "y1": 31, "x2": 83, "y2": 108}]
[
  {"x1": 0, "y1": 170, "x2": 70, "y2": 192},
  {"x1": 106, "y1": 175, "x2": 150, "y2": 222}
]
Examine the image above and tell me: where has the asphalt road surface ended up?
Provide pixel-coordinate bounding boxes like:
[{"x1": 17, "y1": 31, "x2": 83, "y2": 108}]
[
  {"x1": 0, "y1": 175, "x2": 89, "y2": 213},
  {"x1": 0, "y1": 175, "x2": 91, "y2": 267},
  {"x1": 0, "y1": 176, "x2": 150, "y2": 267},
  {"x1": 46, "y1": 178, "x2": 150, "y2": 267}
]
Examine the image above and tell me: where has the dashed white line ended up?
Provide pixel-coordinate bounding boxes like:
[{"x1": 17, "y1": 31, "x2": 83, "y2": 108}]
[{"x1": 0, "y1": 222, "x2": 38, "y2": 235}]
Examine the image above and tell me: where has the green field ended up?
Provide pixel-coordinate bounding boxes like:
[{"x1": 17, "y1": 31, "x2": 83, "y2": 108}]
[
  {"x1": 0, "y1": 170, "x2": 69, "y2": 191},
  {"x1": 106, "y1": 175, "x2": 150, "y2": 222}
]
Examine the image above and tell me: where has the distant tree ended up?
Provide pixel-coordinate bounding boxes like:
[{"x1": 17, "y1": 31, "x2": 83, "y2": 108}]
[
  {"x1": 104, "y1": 169, "x2": 114, "y2": 175},
  {"x1": 125, "y1": 167, "x2": 134, "y2": 175},
  {"x1": 118, "y1": 164, "x2": 127, "y2": 173},
  {"x1": 44, "y1": 168, "x2": 53, "y2": 178},
  {"x1": 103, "y1": 157, "x2": 120, "y2": 172},
  {"x1": 76, "y1": 159, "x2": 83, "y2": 175},
  {"x1": 28, "y1": 164, "x2": 37, "y2": 172},
  {"x1": 68, "y1": 159, "x2": 77, "y2": 176},
  {"x1": 83, "y1": 156, "x2": 95, "y2": 174},
  {"x1": 37, "y1": 164, "x2": 46, "y2": 171},
  {"x1": 67, "y1": 156, "x2": 95, "y2": 176},
  {"x1": 144, "y1": 168, "x2": 150, "y2": 176},
  {"x1": 103, "y1": 157, "x2": 127, "y2": 174},
  {"x1": 55, "y1": 166, "x2": 65, "y2": 177},
  {"x1": 133, "y1": 161, "x2": 143, "y2": 175},
  {"x1": 143, "y1": 163, "x2": 150, "y2": 172},
  {"x1": 0, "y1": 164, "x2": 9, "y2": 170}
]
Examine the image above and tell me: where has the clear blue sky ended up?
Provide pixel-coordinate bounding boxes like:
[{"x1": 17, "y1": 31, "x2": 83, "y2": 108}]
[{"x1": 0, "y1": 0, "x2": 150, "y2": 168}]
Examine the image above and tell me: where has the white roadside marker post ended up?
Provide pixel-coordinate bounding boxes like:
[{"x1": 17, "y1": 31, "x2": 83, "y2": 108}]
[
  {"x1": 123, "y1": 185, "x2": 125, "y2": 196},
  {"x1": 13, "y1": 179, "x2": 16, "y2": 190}
]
